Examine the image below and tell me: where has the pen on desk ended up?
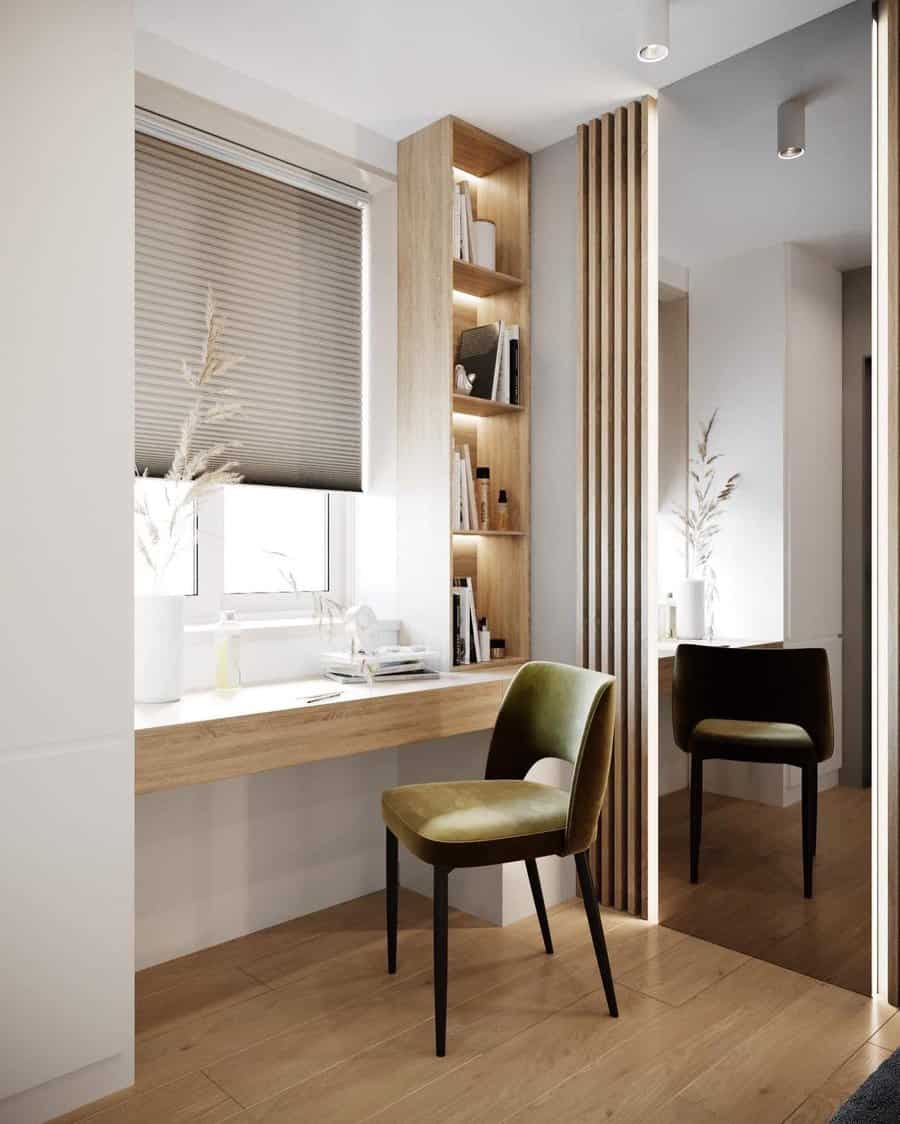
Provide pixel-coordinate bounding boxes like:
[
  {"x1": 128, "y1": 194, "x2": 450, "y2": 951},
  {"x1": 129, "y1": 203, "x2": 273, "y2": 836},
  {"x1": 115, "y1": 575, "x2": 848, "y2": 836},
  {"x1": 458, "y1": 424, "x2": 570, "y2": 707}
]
[{"x1": 302, "y1": 690, "x2": 342, "y2": 705}]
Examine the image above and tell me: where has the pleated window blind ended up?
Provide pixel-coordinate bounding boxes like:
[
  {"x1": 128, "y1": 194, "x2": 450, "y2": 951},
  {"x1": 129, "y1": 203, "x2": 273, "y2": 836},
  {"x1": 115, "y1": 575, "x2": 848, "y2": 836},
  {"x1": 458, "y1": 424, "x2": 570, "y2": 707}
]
[{"x1": 135, "y1": 125, "x2": 365, "y2": 491}]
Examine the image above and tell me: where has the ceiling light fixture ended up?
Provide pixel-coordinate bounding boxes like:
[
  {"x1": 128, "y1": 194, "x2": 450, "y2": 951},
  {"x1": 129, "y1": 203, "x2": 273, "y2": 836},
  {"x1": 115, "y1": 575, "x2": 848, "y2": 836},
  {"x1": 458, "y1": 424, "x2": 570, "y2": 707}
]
[
  {"x1": 637, "y1": 0, "x2": 670, "y2": 63},
  {"x1": 777, "y1": 97, "x2": 806, "y2": 160}
]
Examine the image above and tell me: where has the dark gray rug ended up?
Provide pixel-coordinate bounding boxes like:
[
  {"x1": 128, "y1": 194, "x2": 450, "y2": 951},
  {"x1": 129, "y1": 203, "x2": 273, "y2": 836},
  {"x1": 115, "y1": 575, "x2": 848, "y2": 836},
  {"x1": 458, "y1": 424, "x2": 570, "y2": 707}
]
[{"x1": 831, "y1": 1049, "x2": 900, "y2": 1122}]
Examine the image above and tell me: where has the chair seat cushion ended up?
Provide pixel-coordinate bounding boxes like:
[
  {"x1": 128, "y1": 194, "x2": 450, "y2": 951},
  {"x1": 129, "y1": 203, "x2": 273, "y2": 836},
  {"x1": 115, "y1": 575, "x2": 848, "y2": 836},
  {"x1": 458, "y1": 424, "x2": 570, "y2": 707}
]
[
  {"x1": 689, "y1": 718, "x2": 816, "y2": 763},
  {"x1": 381, "y1": 780, "x2": 570, "y2": 868}
]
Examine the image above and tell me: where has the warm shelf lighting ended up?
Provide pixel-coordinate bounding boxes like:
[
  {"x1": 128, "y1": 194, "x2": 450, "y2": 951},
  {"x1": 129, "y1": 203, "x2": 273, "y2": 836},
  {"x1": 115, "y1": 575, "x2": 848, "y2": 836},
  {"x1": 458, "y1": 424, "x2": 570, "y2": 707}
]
[
  {"x1": 452, "y1": 166, "x2": 482, "y2": 184},
  {"x1": 777, "y1": 97, "x2": 806, "y2": 160},
  {"x1": 637, "y1": 0, "x2": 670, "y2": 62}
]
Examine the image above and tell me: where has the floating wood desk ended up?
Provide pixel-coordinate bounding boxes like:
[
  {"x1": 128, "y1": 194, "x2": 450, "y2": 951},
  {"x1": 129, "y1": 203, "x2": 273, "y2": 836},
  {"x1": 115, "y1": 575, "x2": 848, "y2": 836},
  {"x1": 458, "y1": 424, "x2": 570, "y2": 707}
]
[{"x1": 134, "y1": 669, "x2": 517, "y2": 795}]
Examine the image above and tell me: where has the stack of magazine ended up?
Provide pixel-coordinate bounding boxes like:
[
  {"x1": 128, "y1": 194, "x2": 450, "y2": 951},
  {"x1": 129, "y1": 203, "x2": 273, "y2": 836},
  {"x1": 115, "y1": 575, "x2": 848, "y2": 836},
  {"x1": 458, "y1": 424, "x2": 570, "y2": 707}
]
[{"x1": 322, "y1": 646, "x2": 439, "y2": 685}]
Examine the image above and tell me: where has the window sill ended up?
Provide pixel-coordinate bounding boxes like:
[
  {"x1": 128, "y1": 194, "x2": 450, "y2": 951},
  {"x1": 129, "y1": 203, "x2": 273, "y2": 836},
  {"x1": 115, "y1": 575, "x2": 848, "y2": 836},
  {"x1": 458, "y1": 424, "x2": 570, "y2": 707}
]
[{"x1": 184, "y1": 617, "x2": 401, "y2": 637}]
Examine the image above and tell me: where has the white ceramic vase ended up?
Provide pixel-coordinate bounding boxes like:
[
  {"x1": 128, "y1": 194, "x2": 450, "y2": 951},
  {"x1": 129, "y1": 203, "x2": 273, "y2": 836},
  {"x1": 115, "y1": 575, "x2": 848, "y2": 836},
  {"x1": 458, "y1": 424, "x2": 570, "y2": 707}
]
[
  {"x1": 135, "y1": 594, "x2": 185, "y2": 702},
  {"x1": 473, "y1": 220, "x2": 496, "y2": 271},
  {"x1": 676, "y1": 578, "x2": 706, "y2": 641}
]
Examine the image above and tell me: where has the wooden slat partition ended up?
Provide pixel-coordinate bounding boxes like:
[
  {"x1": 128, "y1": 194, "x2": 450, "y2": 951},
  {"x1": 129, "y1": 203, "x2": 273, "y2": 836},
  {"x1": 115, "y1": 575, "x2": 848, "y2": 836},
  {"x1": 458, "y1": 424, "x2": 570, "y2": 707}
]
[{"x1": 577, "y1": 98, "x2": 657, "y2": 916}]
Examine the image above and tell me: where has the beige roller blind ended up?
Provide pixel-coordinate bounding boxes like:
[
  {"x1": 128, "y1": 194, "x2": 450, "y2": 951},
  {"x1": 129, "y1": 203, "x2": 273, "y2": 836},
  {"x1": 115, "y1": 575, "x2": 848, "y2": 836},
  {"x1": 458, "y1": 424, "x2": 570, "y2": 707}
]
[{"x1": 135, "y1": 128, "x2": 364, "y2": 491}]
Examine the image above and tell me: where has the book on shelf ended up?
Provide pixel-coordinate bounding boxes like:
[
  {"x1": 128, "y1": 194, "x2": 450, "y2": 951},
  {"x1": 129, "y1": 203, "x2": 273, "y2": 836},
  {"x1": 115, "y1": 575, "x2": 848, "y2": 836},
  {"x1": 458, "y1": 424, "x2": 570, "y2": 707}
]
[
  {"x1": 457, "y1": 320, "x2": 520, "y2": 405},
  {"x1": 452, "y1": 442, "x2": 478, "y2": 532},
  {"x1": 452, "y1": 576, "x2": 483, "y2": 665},
  {"x1": 454, "y1": 181, "x2": 475, "y2": 263}
]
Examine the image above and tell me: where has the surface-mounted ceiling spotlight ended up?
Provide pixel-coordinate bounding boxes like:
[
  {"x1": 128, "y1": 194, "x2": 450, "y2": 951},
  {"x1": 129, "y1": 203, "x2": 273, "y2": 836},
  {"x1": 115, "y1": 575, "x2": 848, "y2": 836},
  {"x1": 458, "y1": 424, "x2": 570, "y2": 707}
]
[
  {"x1": 637, "y1": 0, "x2": 670, "y2": 63},
  {"x1": 777, "y1": 97, "x2": 806, "y2": 160}
]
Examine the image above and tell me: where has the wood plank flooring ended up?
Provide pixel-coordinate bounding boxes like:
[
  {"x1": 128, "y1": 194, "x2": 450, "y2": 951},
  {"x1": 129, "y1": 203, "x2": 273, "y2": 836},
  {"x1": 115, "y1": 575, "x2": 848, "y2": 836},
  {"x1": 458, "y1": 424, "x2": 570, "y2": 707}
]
[
  {"x1": 52, "y1": 883, "x2": 895, "y2": 1124},
  {"x1": 660, "y1": 784, "x2": 871, "y2": 994}
]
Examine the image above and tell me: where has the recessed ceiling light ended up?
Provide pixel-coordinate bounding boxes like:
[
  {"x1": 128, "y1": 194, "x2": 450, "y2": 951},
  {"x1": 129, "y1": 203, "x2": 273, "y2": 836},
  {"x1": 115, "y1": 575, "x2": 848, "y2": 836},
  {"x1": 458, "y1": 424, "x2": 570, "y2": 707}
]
[
  {"x1": 778, "y1": 97, "x2": 806, "y2": 160},
  {"x1": 637, "y1": 0, "x2": 670, "y2": 63}
]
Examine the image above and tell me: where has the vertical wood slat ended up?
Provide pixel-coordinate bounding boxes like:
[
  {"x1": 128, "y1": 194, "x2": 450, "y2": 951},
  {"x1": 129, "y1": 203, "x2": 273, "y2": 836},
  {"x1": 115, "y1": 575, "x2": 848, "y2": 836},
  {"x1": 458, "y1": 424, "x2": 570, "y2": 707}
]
[{"x1": 577, "y1": 98, "x2": 656, "y2": 916}]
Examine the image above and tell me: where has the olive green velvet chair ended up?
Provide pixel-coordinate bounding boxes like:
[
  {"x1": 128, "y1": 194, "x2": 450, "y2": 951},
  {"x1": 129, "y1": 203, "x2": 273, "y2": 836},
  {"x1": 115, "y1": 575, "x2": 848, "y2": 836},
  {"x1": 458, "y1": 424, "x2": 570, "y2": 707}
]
[
  {"x1": 672, "y1": 644, "x2": 834, "y2": 899},
  {"x1": 381, "y1": 660, "x2": 618, "y2": 1057}
]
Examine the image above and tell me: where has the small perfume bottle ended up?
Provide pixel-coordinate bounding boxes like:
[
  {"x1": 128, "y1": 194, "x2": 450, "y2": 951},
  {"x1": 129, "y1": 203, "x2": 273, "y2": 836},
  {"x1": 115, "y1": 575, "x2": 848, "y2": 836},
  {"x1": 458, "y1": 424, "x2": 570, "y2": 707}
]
[
  {"x1": 476, "y1": 467, "x2": 491, "y2": 530},
  {"x1": 478, "y1": 617, "x2": 491, "y2": 663},
  {"x1": 214, "y1": 609, "x2": 241, "y2": 695},
  {"x1": 496, "y1": 489, "x2": 510, "y2": 530}
]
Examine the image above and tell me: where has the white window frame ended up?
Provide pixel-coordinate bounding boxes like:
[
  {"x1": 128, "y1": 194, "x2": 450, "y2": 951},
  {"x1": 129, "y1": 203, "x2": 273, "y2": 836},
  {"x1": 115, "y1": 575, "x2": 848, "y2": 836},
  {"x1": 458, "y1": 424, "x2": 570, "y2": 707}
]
[{"x1": 183, "y1": 489, "x2": 353, "y2": 626}]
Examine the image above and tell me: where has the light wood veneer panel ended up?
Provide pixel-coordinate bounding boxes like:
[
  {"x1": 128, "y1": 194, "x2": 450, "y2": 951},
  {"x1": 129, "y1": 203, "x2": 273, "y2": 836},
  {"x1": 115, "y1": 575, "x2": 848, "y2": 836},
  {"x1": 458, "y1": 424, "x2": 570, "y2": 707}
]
[{"x1": 135, "y1": 678, "x2": 504, "y2": 793}]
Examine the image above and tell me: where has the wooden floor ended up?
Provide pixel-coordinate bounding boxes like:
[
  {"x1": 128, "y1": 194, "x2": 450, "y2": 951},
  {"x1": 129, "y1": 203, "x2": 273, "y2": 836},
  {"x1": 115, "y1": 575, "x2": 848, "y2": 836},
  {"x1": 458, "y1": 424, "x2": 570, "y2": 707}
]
[
  {"x1": 54, "y1": 878, "x2": 897, "y2": 1124},
  {"x1": 660, "y1": 784, "x2": 871, "y2": 995}
]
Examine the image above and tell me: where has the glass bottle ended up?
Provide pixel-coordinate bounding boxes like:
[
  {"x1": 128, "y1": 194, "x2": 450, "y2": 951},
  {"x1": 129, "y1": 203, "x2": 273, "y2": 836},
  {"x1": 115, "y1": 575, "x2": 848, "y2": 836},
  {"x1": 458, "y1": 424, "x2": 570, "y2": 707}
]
[{"x1": 214, "y1": 609, "x2": 241, "y2": 695}]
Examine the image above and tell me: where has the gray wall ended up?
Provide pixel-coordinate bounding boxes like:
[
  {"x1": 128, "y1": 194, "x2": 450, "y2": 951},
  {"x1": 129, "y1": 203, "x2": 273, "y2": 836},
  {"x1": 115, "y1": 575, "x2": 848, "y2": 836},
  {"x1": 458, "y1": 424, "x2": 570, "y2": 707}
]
[
  {"x1": 531, "y1": 134, "x2": 578, "y2": 665},
  {"x1": 841, "y1": 267, "x2": 872, "y2": 788}
]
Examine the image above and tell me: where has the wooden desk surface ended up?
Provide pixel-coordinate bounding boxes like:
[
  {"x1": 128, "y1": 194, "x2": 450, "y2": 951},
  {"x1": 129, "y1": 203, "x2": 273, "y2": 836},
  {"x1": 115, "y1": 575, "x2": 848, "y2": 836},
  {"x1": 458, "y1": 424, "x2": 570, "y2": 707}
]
[{"x1": 134, "y1": 669, "x2": 516, "y2": 795}]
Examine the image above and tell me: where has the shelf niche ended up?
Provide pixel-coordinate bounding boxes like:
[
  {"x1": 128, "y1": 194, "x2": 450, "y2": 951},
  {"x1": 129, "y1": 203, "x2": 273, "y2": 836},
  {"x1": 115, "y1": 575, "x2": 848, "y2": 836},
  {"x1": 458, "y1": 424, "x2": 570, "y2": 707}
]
[{"x1": 397, "y1": 116, "x2": 531, "y2": 670}]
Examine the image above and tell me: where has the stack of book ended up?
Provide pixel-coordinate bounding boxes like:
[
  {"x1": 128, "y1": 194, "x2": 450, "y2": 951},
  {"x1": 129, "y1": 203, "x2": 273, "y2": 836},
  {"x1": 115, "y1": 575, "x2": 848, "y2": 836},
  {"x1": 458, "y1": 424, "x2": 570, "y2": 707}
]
[
  {"x1": 453, "y1": 181, "x2": 476, "y2": 262},
  {"x1": 453, "y1": 576, "x2": 485, "y2": 665},
  {"x1": 322, "y1": 646, "x2": 439, "y2": 684},
  {"x1": 457, "y1": 321, "x2": 520, "y2": 405},
  {"x1": 452, "y1": 442, "x2": 478, "y2": 531}
]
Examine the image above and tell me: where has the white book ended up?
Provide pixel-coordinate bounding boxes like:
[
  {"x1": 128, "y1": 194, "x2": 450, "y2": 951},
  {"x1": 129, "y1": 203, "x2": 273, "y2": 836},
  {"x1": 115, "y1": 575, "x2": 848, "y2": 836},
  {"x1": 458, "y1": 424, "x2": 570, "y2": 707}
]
[
  {"x1": 452, "y1": 449, "x2": 461, "y2": 530},
  {"x1": 459, "y1": 188, "x2": 470, "y2": 263},
  {"x1": 496, "y1": 325, "x2": 509, "y2": 403},
  {"x1": 490, "y1": 319, "x2": 505, "y2": 401},
  {"x1": 461, "y1": 444, "x2": 478, "y2": 530},
  {"x1": 461, "y1": 585, "x2": 470, "y2": 663},
  {"x1": 459, "y1": 454, "x2": 471, "y2": 529},
  {"x1": 463, "y1": 183, "x2": 476, "y2": 262},
  {"x1": 465, "y1": 577, "x2": 481, "y2": 662},
  {"x1": 453, "y1": 189, "x2": 461, "y2": 259}
]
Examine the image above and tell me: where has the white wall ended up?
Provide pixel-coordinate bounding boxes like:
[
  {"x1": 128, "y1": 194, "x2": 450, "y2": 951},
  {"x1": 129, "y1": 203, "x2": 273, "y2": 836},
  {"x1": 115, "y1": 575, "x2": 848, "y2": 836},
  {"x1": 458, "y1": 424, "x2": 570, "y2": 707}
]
[
  {"x1": 0, "y1": 3, "x2": 135, "y2": 1121},
  {"x1": 527, "y1": 133, "x2": 581, "y2": 909},
  {"x1": 689, "y1": 245, "x2": 787, "y2": 642}
]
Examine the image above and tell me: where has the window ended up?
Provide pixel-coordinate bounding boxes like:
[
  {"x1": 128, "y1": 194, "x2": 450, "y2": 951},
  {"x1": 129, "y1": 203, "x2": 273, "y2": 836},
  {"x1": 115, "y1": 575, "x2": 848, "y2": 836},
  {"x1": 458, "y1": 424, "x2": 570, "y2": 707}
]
[
  {"x1": 134, "y1": 478, "x2": 347, "y2": 619},
  {"x1": 132, "y1": 112, "x2": 365, "y2": 619}
]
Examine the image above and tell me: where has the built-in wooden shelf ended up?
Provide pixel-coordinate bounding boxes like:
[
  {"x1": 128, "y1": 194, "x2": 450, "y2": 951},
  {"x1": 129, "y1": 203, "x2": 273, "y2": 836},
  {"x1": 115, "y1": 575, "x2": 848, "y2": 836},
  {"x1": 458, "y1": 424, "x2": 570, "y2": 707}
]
[
  {"x1": 453, "y1": 258, "x2": 523, "y2": 298},
  {"x1": 398, "y1": 114, "x2": 530, "y2": 670},
  {"x1": 453, "y1": 529, "x2": 525, "y2": 538},
  {"x1": 452, "y1": 394, "x2": 524, "y2": 418},
  {"x1": 464, "y1": 656, "x2": 526, "y2": 671}
]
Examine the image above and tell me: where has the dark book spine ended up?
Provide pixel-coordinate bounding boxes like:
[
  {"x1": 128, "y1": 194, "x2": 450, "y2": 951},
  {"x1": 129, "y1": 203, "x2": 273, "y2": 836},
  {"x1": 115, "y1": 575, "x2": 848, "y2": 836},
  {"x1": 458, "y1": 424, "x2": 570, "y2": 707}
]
[{"x1": 509, "y1": 338, "x2": 519, "y2": 404}]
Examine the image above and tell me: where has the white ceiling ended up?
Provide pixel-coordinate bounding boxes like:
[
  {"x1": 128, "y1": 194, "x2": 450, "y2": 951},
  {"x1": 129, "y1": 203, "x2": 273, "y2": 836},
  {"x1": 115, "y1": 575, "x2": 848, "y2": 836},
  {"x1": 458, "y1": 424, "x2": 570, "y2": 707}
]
[
  {"x1": 135, "y1": 0, "x2": 854, "y2": 153},
  {"x1": 660, "y1": 0, "x2": 871, "y2": 272}
]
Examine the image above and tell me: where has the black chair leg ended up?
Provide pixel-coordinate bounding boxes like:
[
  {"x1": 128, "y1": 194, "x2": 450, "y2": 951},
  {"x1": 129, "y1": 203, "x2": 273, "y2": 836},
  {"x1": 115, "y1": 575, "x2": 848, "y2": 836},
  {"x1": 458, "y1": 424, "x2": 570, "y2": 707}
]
[
  {"x1": 433, "y1": 866, "x2": 449, "y2": 1057},
  {"x1": 811, "y1": 770, "x2": 818, "y2": 858},
  {"x1": 525, "y1": 858, "x2": 554, "y2": 954},
  {"x1": 574, "y1": 850, "x2": 618, "y2": 1018},
  {"x1": 386, "y1": 828, "x2": 398, "y2": 974},
  {"x1": 801, "y1": 763, "x2": 815, "y2": 899},
  {"x1": 690, "y1": 755, "x2": 703, "y2": 884}
]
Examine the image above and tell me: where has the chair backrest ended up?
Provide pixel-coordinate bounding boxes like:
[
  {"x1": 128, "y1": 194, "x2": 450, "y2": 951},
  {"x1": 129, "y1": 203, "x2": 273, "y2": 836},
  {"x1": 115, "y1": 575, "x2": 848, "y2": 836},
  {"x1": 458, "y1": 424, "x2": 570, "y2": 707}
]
[
  {"x1": 485, "y1": 661, "x2": 617, "y2": 856},
  {"x1": 672, "y1": 644, "x2": 833, "y2": 760}
]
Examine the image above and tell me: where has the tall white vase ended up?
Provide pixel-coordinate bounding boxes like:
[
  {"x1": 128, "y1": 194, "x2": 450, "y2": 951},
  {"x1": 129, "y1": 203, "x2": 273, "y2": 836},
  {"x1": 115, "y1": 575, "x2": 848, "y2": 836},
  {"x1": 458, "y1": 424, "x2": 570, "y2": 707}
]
[
  {"x1": 135, "y1": 594, "x2": 185, "y2": 702},
  {"x1": 676, "y1": 578, "x2": 706, "y2": 640}
]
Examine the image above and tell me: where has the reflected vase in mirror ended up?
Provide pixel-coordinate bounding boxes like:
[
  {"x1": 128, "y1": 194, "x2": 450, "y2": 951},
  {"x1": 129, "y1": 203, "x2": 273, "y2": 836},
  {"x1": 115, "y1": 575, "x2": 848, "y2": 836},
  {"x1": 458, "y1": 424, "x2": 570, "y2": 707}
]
[{"x1": 676, "y1": 578, "x2": 706, "y2": 640}]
